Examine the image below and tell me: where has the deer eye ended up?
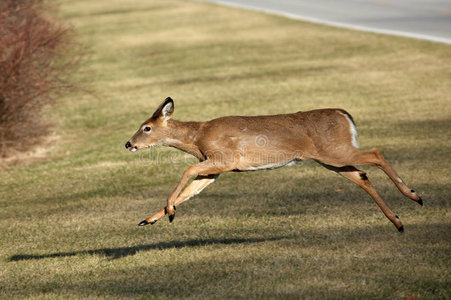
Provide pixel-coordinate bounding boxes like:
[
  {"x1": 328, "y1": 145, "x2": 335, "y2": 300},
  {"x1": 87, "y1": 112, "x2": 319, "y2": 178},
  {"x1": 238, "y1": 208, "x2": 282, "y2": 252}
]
[{"x1": 143, "y1": 126, "x2": 151, "y2": 132}]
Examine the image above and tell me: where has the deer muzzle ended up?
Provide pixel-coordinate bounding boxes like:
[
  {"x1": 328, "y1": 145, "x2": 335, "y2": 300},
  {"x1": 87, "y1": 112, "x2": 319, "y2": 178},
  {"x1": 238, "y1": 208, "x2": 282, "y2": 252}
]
[{"x1": 125, "y1": 141, "x2": 137, "y2": 152}]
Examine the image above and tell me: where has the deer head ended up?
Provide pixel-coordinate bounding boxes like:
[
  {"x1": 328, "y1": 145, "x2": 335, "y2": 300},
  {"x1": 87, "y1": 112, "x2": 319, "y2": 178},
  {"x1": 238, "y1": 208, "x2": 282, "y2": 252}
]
[{"x1": 125, "y1": 97, "x2": 174, "y2": 152}]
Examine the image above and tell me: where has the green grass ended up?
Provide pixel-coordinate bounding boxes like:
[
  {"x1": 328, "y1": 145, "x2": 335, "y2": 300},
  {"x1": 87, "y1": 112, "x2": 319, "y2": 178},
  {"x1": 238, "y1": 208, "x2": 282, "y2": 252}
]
[{"x1": 1, "y1": 0, "x2": 450, "y2": 298}]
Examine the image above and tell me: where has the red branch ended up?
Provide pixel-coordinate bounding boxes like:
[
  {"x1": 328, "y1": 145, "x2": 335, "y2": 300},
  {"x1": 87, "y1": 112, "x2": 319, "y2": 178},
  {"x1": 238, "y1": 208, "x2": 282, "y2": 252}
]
[{"x1": 0, "y1": 0, "x2": 81, "y2": 156}]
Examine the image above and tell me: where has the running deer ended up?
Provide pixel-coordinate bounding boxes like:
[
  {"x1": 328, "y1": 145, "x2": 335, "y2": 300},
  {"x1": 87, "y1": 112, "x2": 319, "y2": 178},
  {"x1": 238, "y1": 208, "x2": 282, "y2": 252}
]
[{"x1": 125, "y1": 97, "x2": 422, "y2": 231}]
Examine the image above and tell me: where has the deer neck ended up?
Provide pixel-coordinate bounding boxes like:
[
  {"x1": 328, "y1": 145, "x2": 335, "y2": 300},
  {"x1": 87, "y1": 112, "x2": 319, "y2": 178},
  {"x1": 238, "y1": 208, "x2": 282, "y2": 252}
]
[{"x1": 164, "y1": 119, "x2": 203, "y2": 159}]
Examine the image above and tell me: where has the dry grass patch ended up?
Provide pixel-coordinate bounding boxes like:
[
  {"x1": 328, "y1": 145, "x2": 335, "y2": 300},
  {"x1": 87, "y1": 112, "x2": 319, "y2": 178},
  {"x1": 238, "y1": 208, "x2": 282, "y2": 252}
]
[{"x1": 1, "y1": 0, "x2": 450, "y2": 299}]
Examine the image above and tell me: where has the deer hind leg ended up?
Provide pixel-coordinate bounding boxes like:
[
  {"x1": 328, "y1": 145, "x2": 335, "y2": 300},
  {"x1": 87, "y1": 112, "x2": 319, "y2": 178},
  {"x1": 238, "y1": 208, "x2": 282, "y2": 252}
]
[
  {"x1": 323, "y1": 164, "x2": 404, "y2": 231},
  {"x1": 349, "y1": 148, "x2": 422, "y2": 206}
]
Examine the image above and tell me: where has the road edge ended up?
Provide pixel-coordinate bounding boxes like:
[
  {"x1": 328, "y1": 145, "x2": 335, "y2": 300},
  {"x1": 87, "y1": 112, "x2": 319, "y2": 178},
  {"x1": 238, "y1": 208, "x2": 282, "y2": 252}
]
[{"x1": 197, "y1": 0, "x2": 451, "y2": 45}]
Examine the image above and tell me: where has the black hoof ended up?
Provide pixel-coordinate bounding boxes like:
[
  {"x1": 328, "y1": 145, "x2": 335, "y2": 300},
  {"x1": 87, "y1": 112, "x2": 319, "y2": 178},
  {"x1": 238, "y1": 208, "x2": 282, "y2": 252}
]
[
  {"x1": 398, "y1": 225, "x2": 404, "y2": 232},
  {"x1": 169, "y1": 213, "x2": 175, "y2": 223},
  {"x1": 138, "y1": 220, "x2": 149, "y2": 226},
  {"x1": 167, "y1": 206, "x2": 176, "y2": 223},
  {"x1": 418, "y1": 197, "x2": 423, "y2": 206}
]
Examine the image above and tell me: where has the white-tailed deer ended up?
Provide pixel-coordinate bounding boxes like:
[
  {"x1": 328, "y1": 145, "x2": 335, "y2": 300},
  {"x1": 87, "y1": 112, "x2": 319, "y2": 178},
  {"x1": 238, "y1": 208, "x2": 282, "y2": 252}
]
[{"x1": 125, "y1": 97, "x2": 422, "y2": 231}]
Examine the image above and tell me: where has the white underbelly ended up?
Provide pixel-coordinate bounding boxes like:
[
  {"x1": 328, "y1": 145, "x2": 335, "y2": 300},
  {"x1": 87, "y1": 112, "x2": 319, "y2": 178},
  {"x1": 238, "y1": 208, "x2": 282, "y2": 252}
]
[{"x1": 241, "y1": 158, "x2": 301, "y2": 171}]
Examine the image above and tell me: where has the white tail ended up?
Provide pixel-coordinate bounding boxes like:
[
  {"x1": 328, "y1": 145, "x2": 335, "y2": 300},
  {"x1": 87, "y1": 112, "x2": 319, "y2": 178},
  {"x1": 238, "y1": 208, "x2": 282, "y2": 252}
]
[{"x1": 126, "y1": 97, "x2": 422, "y2": 231}]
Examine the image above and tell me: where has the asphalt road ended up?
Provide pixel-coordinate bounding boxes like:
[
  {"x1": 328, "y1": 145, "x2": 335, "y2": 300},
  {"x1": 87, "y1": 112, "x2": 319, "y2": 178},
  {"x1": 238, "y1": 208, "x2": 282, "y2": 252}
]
[{"x1": 201, "y1": 0, "x2": 451, "y2": 44}]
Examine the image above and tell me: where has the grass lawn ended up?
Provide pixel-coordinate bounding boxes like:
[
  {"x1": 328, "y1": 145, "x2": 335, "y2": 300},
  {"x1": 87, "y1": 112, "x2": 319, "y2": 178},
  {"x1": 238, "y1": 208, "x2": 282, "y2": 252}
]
[{"x1": 1, "y1": 0, "x2": 450, "y2": 298}]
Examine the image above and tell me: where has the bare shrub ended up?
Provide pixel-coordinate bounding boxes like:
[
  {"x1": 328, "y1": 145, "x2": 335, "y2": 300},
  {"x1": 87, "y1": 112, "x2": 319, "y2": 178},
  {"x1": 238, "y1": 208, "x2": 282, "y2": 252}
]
[{"x1": 0, "y1": 0, "x2": 79, "y2": 157}]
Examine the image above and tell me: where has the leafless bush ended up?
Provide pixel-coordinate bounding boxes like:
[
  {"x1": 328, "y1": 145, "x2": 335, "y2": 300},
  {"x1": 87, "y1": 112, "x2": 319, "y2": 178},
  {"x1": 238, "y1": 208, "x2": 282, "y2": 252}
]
[{"x1": 0, "y1": 0, "x2": 80, "y2": 156}]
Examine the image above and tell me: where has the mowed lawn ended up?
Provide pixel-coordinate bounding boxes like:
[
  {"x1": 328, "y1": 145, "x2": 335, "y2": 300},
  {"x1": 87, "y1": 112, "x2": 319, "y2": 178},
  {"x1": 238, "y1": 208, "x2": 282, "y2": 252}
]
[{"x1": 1, "y1": 0, "x2": 450, "y2": 298}]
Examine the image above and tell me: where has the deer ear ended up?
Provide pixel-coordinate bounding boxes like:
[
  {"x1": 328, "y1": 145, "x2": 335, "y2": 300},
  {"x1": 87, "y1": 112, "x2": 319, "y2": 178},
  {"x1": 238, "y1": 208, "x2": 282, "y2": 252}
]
[{"x1": 152, "y1": 97, "x2": 174, "y2": 120}]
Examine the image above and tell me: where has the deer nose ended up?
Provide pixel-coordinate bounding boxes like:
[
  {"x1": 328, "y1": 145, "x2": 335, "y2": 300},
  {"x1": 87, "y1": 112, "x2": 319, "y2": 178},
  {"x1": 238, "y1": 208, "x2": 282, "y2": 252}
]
[{"x1": 125, "y1": 141, "x2": 131, "y2": 149}]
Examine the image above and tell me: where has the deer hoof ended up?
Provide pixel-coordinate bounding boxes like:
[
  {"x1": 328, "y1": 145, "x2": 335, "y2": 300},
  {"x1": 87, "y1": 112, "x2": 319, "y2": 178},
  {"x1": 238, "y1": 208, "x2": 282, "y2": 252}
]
[
  {"x1": 167, "y1": 205, "x2": 176, "y2": 223},
  {"x1": 418, "y1": 197, "x2": 423, "y2": 206},
  {"x1": 169, "y1": 213, "x2": 175, "y2": 223},
  {"x1": 138, "y1": 220, "x2": 149, "y2": 226},
  {"x1": 397, "y1": 225, "x2": 404, "y2": 233}
]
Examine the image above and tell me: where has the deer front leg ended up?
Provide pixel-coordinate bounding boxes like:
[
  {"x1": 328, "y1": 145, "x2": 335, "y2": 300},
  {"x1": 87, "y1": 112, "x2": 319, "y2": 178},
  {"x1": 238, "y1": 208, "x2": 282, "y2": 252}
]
[
  {"x1": 163, "y1": 174, "x2": 219, "y2": 223},
  {"x1": 138, "y1": 162, "x2": 228, "y2": 226},
  {"x1": 166, "y1": 163, "x2": 228, "y2": 220},
  {"x1": 166, "y1": 174, "x2": 218, "y2": 222},
  {"x1": 174, "y1": 175, "x2": 218, "y2": 207},
  {"x1": 138, "y1": 207, "x2": 166, "y2": 226}
]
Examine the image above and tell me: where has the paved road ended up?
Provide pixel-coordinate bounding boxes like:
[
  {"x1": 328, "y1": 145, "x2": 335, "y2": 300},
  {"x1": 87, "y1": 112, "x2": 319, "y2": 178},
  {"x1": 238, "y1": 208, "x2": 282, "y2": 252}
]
[{"x1": 201, "y1": 0, "x2": 451, "y2": 44}]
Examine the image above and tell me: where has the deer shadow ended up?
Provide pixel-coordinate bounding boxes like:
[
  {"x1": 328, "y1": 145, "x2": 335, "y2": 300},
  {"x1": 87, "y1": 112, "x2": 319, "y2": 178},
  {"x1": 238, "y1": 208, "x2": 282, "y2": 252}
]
[{"x1": 9, "y1": 236, "x2": 288, "y2": 261}]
